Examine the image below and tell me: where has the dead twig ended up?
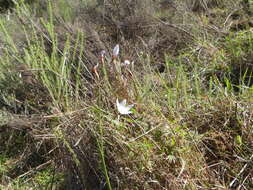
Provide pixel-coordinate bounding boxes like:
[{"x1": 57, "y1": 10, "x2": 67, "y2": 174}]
[
  {"x1": 229, "y1": 153, "x2": 253, "y2": 188},
  {"x1": 17, "y1": 160, "x2": 52, "y2": 179}
]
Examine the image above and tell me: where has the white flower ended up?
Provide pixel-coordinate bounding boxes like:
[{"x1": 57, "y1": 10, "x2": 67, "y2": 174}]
[
  {"x1": 100, "y1": 50, "x2": 106, "y2": 58},
  {"x1": 113, "y1": 44, "x2": 120, "y2": 57},
  {"x1": 116, "y1": 99, "x2": 134, "y2": 115},
  {"x1": 121, "y1": 59, "x2": 130, "y2": 66}
]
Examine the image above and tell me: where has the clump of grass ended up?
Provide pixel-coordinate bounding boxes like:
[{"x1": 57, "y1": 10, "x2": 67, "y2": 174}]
[{"x1": 0, "y1": 0, "x2": 252, "y2": 189}]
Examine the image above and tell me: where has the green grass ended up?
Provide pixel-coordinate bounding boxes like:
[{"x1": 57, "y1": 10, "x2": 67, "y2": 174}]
[{"x1": 0, "y1": 0, "x2": 252, "y2": 189}]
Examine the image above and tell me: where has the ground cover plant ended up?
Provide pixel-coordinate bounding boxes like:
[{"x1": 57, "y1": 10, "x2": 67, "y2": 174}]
[{"x1": 0, "y1": 0, "x2": 253, "y2": 189}]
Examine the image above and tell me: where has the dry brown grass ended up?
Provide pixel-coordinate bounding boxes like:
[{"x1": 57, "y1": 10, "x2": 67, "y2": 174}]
[{"x1": 0, "y1": 0, "x2": 253, "y2": 189}]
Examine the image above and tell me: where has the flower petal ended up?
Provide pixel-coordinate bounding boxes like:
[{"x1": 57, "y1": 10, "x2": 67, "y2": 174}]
[
  {"x1": 113, "y1": 44, "x2": 119, "y2": 57},
  {"x1": 121, "y1": 99, "x2": 127, "y2": 106},
  {"x1": 100, "y1": 50, "x2": 106, "y2": 57},
  {"x1": 116, "y1": 98, "x2": 120, "y2": 107},
  {"x1": 127, "y1": 104, "x2": 134, "y2": 110},
  {"x1": 116, "y1": 99, "x2": 134, "y2": 115},
  {"x1": 122, "y1": 60, "x2": 130, "y2": 66}
]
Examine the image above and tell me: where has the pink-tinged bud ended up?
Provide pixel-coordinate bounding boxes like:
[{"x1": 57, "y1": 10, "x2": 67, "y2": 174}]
[
  {"x1": 100, "y1": 50, "x2": 106, "y2": 58},
  {"x1": 92, "y1": 64, "x2": 100, "y2": 79},
  {"x1": 112, "y1": 44, "x2": 119, "y2": 58},
  {"x1": 99, "y1": 50, "x2": 106, "y2": 64},
  {"x1": 122, "y1": 59, "x2": 130, "y2": 65}
]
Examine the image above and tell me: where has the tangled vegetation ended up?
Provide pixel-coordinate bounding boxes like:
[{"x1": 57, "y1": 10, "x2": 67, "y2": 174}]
[{"x1": 0, "y1": 0, "x2": 253, "y2": 189}]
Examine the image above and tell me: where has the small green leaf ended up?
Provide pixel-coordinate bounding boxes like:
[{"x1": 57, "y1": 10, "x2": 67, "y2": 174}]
[{"x1": 235, "y1": 135, "x2": 242, "y2": 146}]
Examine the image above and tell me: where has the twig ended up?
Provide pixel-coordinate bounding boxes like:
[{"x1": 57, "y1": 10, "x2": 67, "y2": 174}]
[
  {"x1": 17, "y1": 160, "x2": 52, "y2": 179},
  {"x1": 152, "y1": 16, "x2": 196, "y2": 40},
  {"x1": 238, "y1": 171, "x2": 251, "y2": 190},
  {"x1": 229, "y1": 154, "x2": 253, "y2": 188},
  {"x1": 223, "y1": 8, "x2": 242, "y2": 29},
  {"x1": 128, "y1": 125, "x2": 160, "y2": 142},
  {"x1": 43, "y1": 107, "x2": 89, "y2": 118}
]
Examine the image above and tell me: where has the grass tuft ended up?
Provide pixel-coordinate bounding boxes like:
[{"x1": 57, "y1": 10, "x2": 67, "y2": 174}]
[{"x1": 0, "y1": 0, "x2": 252, "y2": 189}]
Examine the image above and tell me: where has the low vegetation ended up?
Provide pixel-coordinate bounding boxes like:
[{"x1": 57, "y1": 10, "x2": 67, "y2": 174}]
[{"x1": 0, "y1": 0, "x2": 252, "y2": 189}]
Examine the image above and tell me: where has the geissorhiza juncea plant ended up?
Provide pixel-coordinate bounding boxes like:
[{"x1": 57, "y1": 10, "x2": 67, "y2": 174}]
[
  {"x1": 112, "y1": 44, "x2": 119, "y2": 58},
  {"x1": 121, "y1": 59, "x2": 130, "y2": 66},
  {"x1": 92, "y1": 50, "x2": 106, "y2": 79},
  {"x1": 116, "y1": 98, "x2": 134, "y2": 115},
  {"x1": 91, "y1": 44, "x2": 119, "y2": 79},
  {"x1": 91, "y1": 44, "x2": 133, "y2": 79},
  {"x1": 91, "y1": 44, "x2": 135, "y2": 105}
]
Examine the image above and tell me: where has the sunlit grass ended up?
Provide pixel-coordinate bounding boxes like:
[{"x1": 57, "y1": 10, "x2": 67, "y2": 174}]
[{"x1": 0, "y1": 0, "x2": 252, "y2": 189}]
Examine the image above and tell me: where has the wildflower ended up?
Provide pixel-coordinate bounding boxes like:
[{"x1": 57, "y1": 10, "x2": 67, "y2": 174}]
[
  {"x1": 99, "y1": 50, "x2": 106, "y2": 64},
  {"x1": 116, "y1": 99, "x2": 134, "y2": 115},
  {"x1": 121, "y1": 59, "x2": 130, "y2": 66},
  {"x1": 100, "y1": 50, "x2": 106, "y2": 57},
  {"x1": 113, "y1": 44, "x2": 120, "y2": 58}
]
